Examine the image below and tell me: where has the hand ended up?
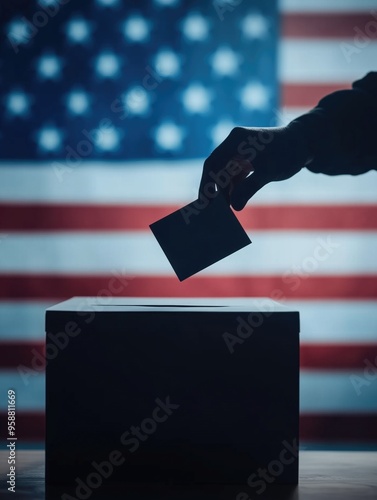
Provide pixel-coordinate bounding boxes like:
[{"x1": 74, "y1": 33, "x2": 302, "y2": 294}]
[{"x1": 199, "y1": 123, "x2": 310, "y2": 211}]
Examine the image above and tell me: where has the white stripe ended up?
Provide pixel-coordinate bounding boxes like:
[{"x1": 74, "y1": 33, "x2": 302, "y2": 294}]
[
  {"x1": 280, "y1": 0, "x2": 377, "y2": 13},
  {"x1": 0, "y1": 161, "x2": 201, "y2": 204},
  {"x1": 283, "y1": 300, "x2": 377, "y2": 343},
  {"x1": 0, "y1": 371, "x2": 45, "y2": 410},
  {"x1": 1, "y1": 231, "x2": 377, "y2": 274},
  {"x1": 0, "y1": 163, "x2": 377, "y2": 204},
  {"x1": 280, "y1": 40, "x2": 377, "y2": 83},
  {"x1": 300, "y1": 371, "x2": 377, "y2": 412},
  {"x1": 1, "y1": 371, "x2": 376, "y2": 412},
  {"x1": 1, "y1": 300, "x2": 377, "y2": 343},
  {"x1": 0, "y1": 301, "x2": 53, "y2": 340}
]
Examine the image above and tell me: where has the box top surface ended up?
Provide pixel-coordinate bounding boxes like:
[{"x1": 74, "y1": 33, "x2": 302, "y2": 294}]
[{"x1": 46, "y1": 297, "x2": 298, "y2": 314}]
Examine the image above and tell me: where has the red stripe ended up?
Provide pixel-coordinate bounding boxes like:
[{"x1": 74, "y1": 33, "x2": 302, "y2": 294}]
[
  {"x1": 0, "y1": 203, "x2": 173, "y2": 232},
  {"x1": 236, "y1": 205, "x2": 377, "y2": 231},
  {"x1": 0, "y1": 412, "x2": 45, "y2": 441},
  {"x1": 300, "y1": 414, "x2": 377, "y2": 442},
  {"x1": 281, "y1": 83, "x2": 351, "y2": 108},
  {"x1": 0, "y1": 412, "x2": 375, "y2": 442},
  {"x1": 300, "y1": 343, "x2": 377, "y2": 370},
  {"x1": 1, "y1": 341, "x2": 376, "y2": 370},
  {"x1": 1, "y1": 203, "x2": 377, "y2": 231},
  {"x1": 0, "y1": 274, "x2": 376, "y2": 300},
  {"x1": 283, "y1": 13, "x2": 377, "y2": 39},
  {"x1": 0, "y1": 341, "x2": 45, "y2": 368}
]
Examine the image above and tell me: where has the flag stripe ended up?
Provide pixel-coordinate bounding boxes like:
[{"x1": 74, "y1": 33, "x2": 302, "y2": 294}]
[
  {"x1": 300, "y1": 344, "x2": 377, "y2": 370},
  {"x1": 279, "y1": 40, "x2": 377, "y2": 83},
  {"x1": 299, "y1": 371, "x2": 377, "y2": 412},
  {"x1": 1, "y1": 203, "x2": 377, "y2": 231},
  {"x1": 1, "y1": 232, "x2": 376, "y2": 274},
  {"x1": 0, "y1": 342, "x2": 45, "y2": 368},
  {"x1": 299, "y1": 414, "x2": 377, "y2": 442},
  {"x1": 0, "y1": 412, "x2": 45, "y2": 441},
  {"x1": 1, "y1": 300, "x2": 377, "y2": 343},
  {"x1": 0, "y1": 411, "x2": 375, "y2": 442},
  {"x1": 280, "y1": 0, "x2": 377, "y2": 13},
  {"x1": 1, "y1": 341, "x2": 376, "y2": 370},
  {"x1": 0, "y1": 275, "x2": 376, "y2": 300},
  {"x1": 281, "y1": 83, "x2": 351, "y2": 107},
  {"x1": 1, "y1": 166, "x2": 377, "y2": 204},
  {"x1": 283, "y1": 13, "x2": 377, "y2": 39}
]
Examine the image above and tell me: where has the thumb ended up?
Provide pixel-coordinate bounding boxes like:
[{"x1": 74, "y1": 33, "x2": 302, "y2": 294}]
[{"x1": 230, "y1": 171, "x2": 267, "y2": 211}]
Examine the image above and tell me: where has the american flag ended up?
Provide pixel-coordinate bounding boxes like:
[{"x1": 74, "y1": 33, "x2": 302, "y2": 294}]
[{"x1": 1, "y1": 0, "x2": 377, "y2": 447}]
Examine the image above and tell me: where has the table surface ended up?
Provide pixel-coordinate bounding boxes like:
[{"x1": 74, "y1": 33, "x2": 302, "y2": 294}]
[{"x1": 0, "y1": 450, "x2": 376, "y2": 499}]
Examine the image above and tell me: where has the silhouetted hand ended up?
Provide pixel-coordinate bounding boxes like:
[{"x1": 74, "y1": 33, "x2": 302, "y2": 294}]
[
  {"x1": 199, "y1": 121, "x2": 310, "y2": 211},
  {"x1": 200, "y1": 73, "x2": 377, "y2": 210}
]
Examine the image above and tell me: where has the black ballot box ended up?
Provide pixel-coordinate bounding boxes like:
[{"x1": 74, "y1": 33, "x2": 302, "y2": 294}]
[{"x1": 45, "y1": 297, "x2": 300, "y2": 489}]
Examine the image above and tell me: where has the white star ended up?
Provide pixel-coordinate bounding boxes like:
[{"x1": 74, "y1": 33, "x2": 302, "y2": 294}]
[
  {"x1": 241, "y1": 13, "x2": 269, "y2": 39},
  {"x1": 240, "y1": 82, "x2": 269, "y2": 110},
  {"x1": 210, "y1": 47, "x2": 240, "y2": 77},
  {"x1": 154, "y1": 49, "x2": 180, "y2": 78},
  {"x1": 182, "y1": 83, "x2": 211, "y2": 114},
  {"x1": 155, "y1": 122, "x2": 184, "y2": 151},
  {"x1": 154, "y1": 0, "x2": 179, "y2": 6},
  {"x1": 7, "y1": 19, "x2": 30, "y2": 46},
  {"x1": 6, "y1": 91, "x2": 30, "y2": 117},
  {"x1": 181, "y1": 12, "x2": 209, "y2": 41},
  {"x1": 210, "y1": 119, "x2": 236, "y2": 147},
  {"x1": 96, "y1": 0, "x2": 120, "y2": 7},
  {"x1": 37, "y1": 126, "x2": 63, "y2": 152},
  {"x1": 95, "y1": 52, "x2": 120, "y2": 78},
  {"x1": 123, "y1": 86, "x2": 150, "y2": 116},
  {"x1": 95, "y1": 125, "x2": 120, "y2": 151},
  {"x1": 37, "y1": 54, "x2": 62, "y2": 80},
  {"x1": 66, "y1": 17, "x2": 92, "y2": 44},
  {"x1": 123, "y1": 14, "x2": 150, "y2": 42},
  {"x1": 66, "y1": 89, "x2": 90, "y2": 115}
]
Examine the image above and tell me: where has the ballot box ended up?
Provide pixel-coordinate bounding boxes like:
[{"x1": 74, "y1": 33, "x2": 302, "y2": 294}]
[{"x1": 45, "y1": 297, "x2": 299, "y2": 490}]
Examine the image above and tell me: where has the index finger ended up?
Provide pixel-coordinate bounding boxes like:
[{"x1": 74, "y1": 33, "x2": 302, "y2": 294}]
[{"x1": 198, "y1": 129, "x2": 243, "y2": 199}]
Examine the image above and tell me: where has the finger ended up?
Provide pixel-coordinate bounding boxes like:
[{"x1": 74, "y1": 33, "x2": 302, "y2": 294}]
[
  {"x1": 198, "y1": 158, "x2": 216, "y2": 199},
  {"x1": 229, "y1": 157, "x2": 254, "y2": 194},
  {"x1": 230, "y1": 171, "x2": 267, "y2": 211},
  {"x1": 198, "y1": 129, "x2": 244, "y2": 199}
]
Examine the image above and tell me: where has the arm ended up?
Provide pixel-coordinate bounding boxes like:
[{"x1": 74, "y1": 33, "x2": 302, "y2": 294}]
[
  {"x1": 297, "y1": 71, "x2": 377, "y2": 176},
  {"x1": 199, "y1": 72, "x2": 377, "y2": 211}
]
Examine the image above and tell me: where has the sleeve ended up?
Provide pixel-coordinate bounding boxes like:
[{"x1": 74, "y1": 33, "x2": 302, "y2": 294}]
[{"x1": 293, "y1": 72, "x2": 377, "y2": 176}]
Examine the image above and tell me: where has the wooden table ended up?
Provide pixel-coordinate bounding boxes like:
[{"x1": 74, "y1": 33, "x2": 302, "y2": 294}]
[{"x1": 0, "y1": 450, "x2": 376, "y2": 499}]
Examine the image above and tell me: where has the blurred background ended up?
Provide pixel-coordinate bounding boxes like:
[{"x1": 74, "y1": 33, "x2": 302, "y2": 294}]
[{"x1": 0, "y1": 0, "x2": 377, "y2": 450}]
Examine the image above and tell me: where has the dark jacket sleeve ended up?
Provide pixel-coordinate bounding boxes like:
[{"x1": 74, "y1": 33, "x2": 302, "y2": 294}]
[{"x1": 295, "y1": 72, "x2": 377, "y2": 175}]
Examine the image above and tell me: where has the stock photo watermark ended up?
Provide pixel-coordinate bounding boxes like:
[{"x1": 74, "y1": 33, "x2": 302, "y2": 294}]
[
  {"x1": 223, "y1": 236, "x2": 340, "y2": 354},
  {"x1": 2, "y1": 389, "x2": 17, "y2": 493},
  {"x1": 61, "y1": 396, "x2": 180, "y2": 500},
  {"x1": 7, "y1": 0, "x2": 71, "y2": 54},
  {"x1": 181, "y1": 128, "x2": 273, "y2": 224},
  {"x1": 223, "y1": 311, "x2": 270, "y2": 354},
  {"x1": 213, "y1": 0, "x2": 244, "y2": 21},
  {"x1": 180, "y1": 159, "x2": 244, "y2": 224},
  {"x1": 350, "y1": 355, "x2": 377, "y2": 395},
  {"x1": 340, "y1": 10, "x2": 377, "y2": 62},
  {"x1": 17, "y1": 271, "x2": 134, "y2": 385},
  {"x1": 281, "y1": 237, "x2": 340, "y2": 291},
  {"x1": 52, "y1": 65, "x2": 163, "y2": 182},
  {"x1": 236, "y1": 438, "x2": 298, "y2": 497}
]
